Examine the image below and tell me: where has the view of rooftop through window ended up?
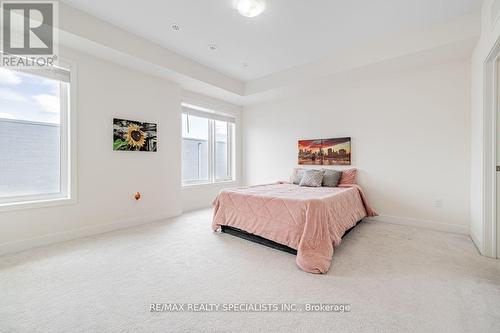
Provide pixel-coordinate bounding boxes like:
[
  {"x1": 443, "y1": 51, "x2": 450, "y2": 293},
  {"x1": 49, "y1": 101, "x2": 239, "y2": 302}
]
[
  {"x1": 181, "y1": 112, "x2": 234, "y2": 183},
  {"x1": 0, "y1": 67, "x2": 66, "y2": 199}
]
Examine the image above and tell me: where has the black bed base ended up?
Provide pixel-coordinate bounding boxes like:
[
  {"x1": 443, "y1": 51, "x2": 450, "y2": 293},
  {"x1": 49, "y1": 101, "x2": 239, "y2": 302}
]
[{"x1": 220, "y1": 221, "x2": 361, "y2": 256}]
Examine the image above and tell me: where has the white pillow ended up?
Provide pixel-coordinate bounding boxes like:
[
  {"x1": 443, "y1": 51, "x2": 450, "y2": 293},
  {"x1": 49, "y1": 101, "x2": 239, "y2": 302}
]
[
  {"x1": 290, "y1": 168, "x2": 306, "y2": 184},
  {"x1": 299, "y1": 169, "x2": 325, "y2": 187}
]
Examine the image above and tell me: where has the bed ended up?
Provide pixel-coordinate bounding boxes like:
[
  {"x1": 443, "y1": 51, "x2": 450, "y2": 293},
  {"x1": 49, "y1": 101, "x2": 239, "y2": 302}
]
[{"x1": 212, "y1": 182, "x2": 377, "y2": 274}]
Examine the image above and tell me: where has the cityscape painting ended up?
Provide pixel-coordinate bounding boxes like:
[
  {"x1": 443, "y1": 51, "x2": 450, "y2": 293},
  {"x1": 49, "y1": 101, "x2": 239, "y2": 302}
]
[
  {"x1": 113, "y1": 118, "x2": 157, "y2": 152},
  {"x1": 298, "y1": 137, "x2": 351, "y2": 165}
]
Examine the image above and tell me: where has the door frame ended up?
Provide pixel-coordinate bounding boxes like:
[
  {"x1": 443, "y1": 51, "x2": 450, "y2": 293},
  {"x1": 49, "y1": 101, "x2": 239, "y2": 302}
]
[{"x1": 484, "y1": 36, "x2": 500, "y2": 258}]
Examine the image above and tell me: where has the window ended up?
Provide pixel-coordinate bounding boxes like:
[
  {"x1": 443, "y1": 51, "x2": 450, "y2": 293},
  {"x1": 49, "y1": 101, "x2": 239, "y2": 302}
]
[
  {"x1": 182, "y1": 114, "x2": 209, "y2": 182},
  {"x1": 0, "y1": 65, "x2": 72, "y2": 208},
  {"x1": 182, "y1": 106, "x2": 235, "y2": 185}
]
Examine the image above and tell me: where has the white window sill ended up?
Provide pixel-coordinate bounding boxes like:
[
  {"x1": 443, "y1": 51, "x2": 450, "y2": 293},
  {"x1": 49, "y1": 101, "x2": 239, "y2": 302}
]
[
  {"x1": 182, "y1": 180, "x2": 239, "y2": 189},
  {"x1": 0, "y1": 196, "x2": 76, "y2": 212}
]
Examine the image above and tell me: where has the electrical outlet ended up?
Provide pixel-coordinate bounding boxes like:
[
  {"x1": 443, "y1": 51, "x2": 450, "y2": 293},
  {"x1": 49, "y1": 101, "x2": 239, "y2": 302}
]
[{"x1": 433, "y1": 199, "x2": 443, "y2": 208}]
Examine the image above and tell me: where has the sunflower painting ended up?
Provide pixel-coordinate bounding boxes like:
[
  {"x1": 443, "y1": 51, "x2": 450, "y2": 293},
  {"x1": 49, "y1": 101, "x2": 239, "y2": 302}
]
[{"x1": 113, "y1": 118, "x2": 157, "y2": 152}]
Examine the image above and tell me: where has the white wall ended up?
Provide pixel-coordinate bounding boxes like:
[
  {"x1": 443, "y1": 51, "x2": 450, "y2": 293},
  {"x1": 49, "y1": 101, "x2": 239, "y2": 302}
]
[
  {"x1": 470, "y1": 0, "x2": 500, "y2": 255},
  {"x1": 0, "y1": 47, "x2": 183, "y2": 253},
  {"x1": 243, "y1": 60, "x2": 470, "y2": 231},
  {"x1": 497, "y1": 60, "x2": 500, "y2": 256}
]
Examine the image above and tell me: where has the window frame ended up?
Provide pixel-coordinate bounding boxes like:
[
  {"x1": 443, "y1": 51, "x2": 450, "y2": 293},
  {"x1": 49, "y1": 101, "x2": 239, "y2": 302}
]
[
  {"x1": 181, "y1": 106, "x2": 235, "y2": 186},
  {"x1": 0, "y1": 61, "x2": 77, "y2": 212},
  {"x1": 213, "y1": 119, "x2": 233, "y2": 182}
]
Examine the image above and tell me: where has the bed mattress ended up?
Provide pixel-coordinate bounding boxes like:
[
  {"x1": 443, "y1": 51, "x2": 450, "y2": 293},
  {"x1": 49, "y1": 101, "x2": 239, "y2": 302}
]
[{"x1": 212, "y1": 183, "x2": 377, "y2": 273}]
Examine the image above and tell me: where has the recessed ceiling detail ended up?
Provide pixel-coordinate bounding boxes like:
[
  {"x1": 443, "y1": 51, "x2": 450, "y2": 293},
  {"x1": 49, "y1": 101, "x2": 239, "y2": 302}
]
[{"x1": 61, "y1": 0, "x2": 482, "y2": 82}]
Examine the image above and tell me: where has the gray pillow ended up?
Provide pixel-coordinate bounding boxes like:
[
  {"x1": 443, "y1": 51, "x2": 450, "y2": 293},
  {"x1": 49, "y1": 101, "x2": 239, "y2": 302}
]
[
  {"x1": 299, "y1": 169, "x2": 325, "y2": 187},
  {"x1": 290, "y1": 168, "x2": 306, "y2": 184},
  {"x1": 322, "y1": 169, "x2": 341, "y2": 187}
]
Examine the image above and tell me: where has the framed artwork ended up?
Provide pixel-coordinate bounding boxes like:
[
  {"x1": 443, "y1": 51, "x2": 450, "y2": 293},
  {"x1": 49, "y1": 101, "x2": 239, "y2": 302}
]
[
  {"x1": 298, "y1": 137, "x2": 351, "y2": 165},
  {"x1": 113, "y1": 118, "x2": 157, "y2": 152}
]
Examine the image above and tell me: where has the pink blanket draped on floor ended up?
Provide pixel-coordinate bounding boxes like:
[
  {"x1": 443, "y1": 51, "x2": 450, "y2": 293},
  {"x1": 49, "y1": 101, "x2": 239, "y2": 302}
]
[{"x1": 212, "y1": 183, "x2": 377, "y2": 274}]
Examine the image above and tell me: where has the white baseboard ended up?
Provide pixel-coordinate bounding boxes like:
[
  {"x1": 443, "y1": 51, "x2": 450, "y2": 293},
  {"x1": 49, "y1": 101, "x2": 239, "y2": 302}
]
[
  {"x1": 470, "y1": 230, "x2": 484, "y2": 255},
  {"x1": 365, "y1": 215, "x2": 469, "y2": 235},
  {"x1": 0, "y1": 211, "x2": 181, "y2": 256}
]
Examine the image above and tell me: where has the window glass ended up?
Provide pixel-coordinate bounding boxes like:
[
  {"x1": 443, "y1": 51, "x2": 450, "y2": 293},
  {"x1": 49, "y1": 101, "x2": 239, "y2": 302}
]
[
  {"x1": 182, "y1": 114, "x2": 209, "y2": 182},
  {"x1": 181, "y1": 110, "x2": 235, "y2": 185},
  {"x1": 0, "y1": 69, "x2": 62, "y2": 198},
  {"x1": 215, "y1": 120, "x2": 229, "y2": 180}
]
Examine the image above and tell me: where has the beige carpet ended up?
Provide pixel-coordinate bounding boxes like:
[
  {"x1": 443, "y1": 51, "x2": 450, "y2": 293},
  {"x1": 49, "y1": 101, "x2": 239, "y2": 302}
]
[{"x1": 1, "y1": 209, "x2": 499, "y2": 333}]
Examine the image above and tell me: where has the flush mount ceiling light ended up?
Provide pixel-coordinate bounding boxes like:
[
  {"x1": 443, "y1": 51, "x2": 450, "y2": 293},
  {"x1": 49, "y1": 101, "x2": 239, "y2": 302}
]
[
  {"x1": 234, "y1": 0, "x2": 266, "y2": 18},
  {"x1": 208, "y1": 44, "x2": 218, "y2": 51},
  {"x1": 170, "y1": 23, "x2": 180, "y2": 31}
]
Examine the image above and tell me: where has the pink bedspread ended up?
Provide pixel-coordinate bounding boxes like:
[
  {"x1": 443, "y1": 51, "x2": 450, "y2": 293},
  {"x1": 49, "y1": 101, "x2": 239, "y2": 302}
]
[{"x1": 212, "y1": 183, "x2": 377, "y2": 274}]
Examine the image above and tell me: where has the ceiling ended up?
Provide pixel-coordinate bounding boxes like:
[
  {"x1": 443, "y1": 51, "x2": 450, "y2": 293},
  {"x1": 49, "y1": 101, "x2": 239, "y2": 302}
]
[{"x1": 61, "y1": 0, "x2": 482, "y2": 82}]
